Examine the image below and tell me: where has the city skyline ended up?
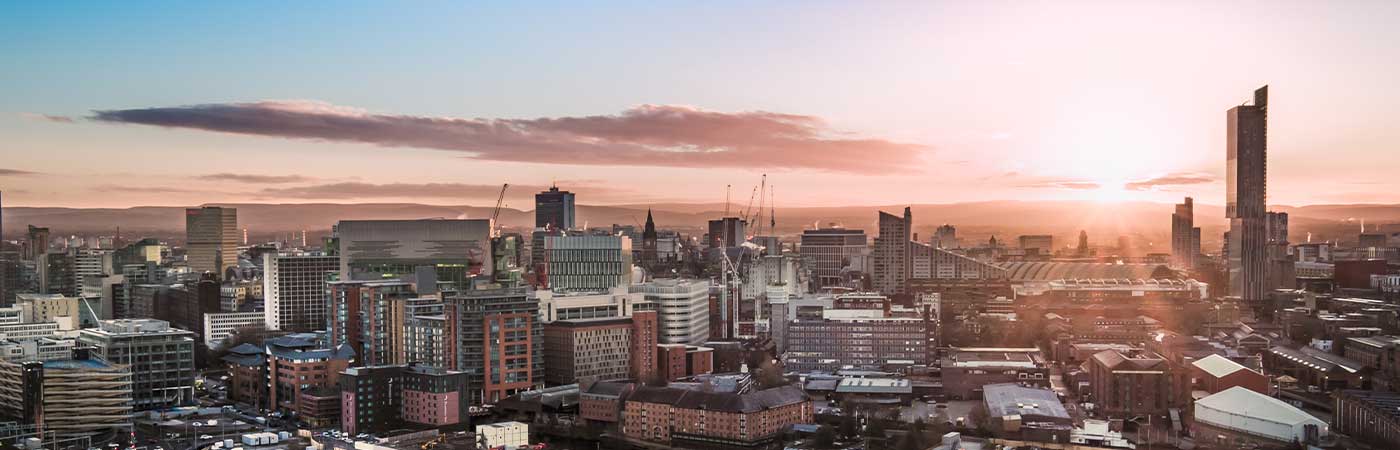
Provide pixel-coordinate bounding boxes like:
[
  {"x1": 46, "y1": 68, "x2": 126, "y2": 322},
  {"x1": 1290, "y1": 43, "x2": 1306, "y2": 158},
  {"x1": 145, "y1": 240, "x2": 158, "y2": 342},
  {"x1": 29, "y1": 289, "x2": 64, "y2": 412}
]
[{"x1": 4, "y1": 2, "x2": 1400, "y2": 208}]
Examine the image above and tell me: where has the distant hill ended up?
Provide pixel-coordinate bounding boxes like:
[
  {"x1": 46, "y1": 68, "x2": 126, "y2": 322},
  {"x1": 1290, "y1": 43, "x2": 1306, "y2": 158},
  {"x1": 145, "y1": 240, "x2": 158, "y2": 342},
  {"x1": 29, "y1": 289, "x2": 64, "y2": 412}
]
[{"x1": 3, "y1": 201, "x2": 1396, "y2": 249}]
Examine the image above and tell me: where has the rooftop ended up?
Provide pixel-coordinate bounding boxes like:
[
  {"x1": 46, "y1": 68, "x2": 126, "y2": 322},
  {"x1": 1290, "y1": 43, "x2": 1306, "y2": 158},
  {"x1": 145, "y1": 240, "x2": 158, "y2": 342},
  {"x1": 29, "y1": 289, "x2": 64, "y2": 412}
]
[
  {"x1": 834, "y1": 378, "x2": 912, "y2": 394},
  {"x1": 1192, "y1": 354, "x2": 1256, "y2": 378},
  {"x1": 1196, "y1": 386, "x2": 1325, "y2": 427},
  {"x1": 983, "y1": 383, "x2": 1069, "y2": 420}
]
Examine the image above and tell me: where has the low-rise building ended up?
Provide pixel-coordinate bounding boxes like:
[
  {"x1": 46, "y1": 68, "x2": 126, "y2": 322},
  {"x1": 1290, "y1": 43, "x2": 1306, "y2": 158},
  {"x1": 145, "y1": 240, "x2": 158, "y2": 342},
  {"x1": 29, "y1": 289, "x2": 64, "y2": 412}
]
[
  {"x1": 202, "y1": 311, "x2": 266, "y2": 348},
  {"x1": 940, "y1": 347, "x2": 1049, "y2": 400},
  {"x1": 1189, "y1": 354, "x2": 1267, "y2": 395},
  {"x1": 1087, "y1": 349, "x2": 1178, "y2": 417},
  {"x1": 476, "y1": 422, "x2": 529, "y2": 449},
  {"x1": 1333, "y1": 389, "x2": 1400, "y2": 449},
  {"x1": 983, "y1": 383, "x2": 1072, "y2": 442},
  {"x1": 622, "y1": 384, "x2": 812, "y2": 449},
  {"x1": 1195, "y1": 386, "x2": 1327, "y2": 445},
  {"x1": 657, "y1": 343, "x2": 713, "y2": 382}
]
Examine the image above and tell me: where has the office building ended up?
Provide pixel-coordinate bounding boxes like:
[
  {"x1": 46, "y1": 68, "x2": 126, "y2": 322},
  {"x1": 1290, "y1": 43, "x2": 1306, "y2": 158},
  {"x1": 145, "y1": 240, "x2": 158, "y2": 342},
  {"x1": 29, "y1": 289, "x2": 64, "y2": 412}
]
[
  {"x1": 872, "y1": 208, "x2": 912, "y2": 295},
  {"x1": 263, "y1": 253, "x2": 340, "y2": 332},
  {"x1": 800, "y1": 227, "x2": 867, "y2": 288},
  {"x1": 543, "y1": 234, "x2": 632, "y2": 292},
  {"x1": 335, "y1": 219, "x2": 492, "y2": 287},
  {"x1": 14, "y1": 293, "x2": 80, "y2": 325},
  {"x1": 185, "y1": 206, "x2": 238, "y2": 279},
  {"x1": 535, "y1": 185, "x2": 576, "y2": 230},
  {"x1": 340, "y1": 363, "x2": 471, "y2": 436},
  {"x1": 78, "y1": 319, "x2": 196, "y2": 411},
  {"x1": 786, "y1": 306, "x2": 929, "y2": 373},
  {"x1": 0, "y1": 337, "x2": 75, "y2": 362},
  {"x1": 910, "y1": 242, "x2": 1006, "y2": 280},
  {"x1": 0, "y1": 352, "x2": 134, "y2": 437},
  {"x1": 441, "y1": 288, "x2": 543, "y2": 404},
  {"x1": 535, "y1": 287, "x2": 649, "y2": 323},
  {"x1": 631, "y1": 279, "x2": 710, "y2": 345},
  {"x1": 202, "y1": 311, "x2": 266, "y2": 348},
  {"x1": 129, "y1": 276, "x2": 221, "y2": 344},
  {"x1": 543, "y1": 311, "x2": 658, "y2": 385},
  {"x1": 1227, "y1": 86, "x2": 1270, "y2": 302},
  {"x1": 24, "y1": 225, "x2": 50, "y2": 261},
  {"x1": 656, "y1": 344, "x2": 713, "y2": 381},
  {"x1": 1171, "y1": 197, "x2": 1201, "y2": 270}
]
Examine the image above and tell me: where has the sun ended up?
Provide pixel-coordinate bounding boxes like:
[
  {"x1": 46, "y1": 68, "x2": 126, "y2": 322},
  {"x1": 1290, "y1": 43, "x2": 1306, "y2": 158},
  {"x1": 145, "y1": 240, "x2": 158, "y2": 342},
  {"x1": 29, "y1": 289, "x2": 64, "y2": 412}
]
[{"x1": 1089, "y1": 184, "x2": 1132, "y2": 203}]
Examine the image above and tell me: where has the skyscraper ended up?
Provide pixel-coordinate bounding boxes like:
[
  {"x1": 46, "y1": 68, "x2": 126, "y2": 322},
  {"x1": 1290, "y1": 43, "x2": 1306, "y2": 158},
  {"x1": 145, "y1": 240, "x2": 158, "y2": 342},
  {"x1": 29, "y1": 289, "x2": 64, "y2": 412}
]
[
  {"x1": 534, "y1": 185, "x2": 576, "y2": 230},
  {"x1": 263, "y1": 253, "x2": 341, "y2": 332},
  {"x1": 185, "y1": 206, "x2": 238, "y2": 279},
  {"x1": 873, "y1": 207, "x2": 912, "y2": 295},
  {"x1": 1226, "y1": 86, "x2": 1269, "y2": 301},
  {"x1": 1172, "y1": 197, "x2": 1201, "y2": 270}
]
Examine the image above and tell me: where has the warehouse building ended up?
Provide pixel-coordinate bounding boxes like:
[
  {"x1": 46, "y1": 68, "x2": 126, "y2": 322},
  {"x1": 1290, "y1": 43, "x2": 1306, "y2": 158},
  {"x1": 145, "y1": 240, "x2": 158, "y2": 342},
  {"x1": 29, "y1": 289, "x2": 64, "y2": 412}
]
[{"x1": 1194, "y1": 386, "x2": 1327, "y2": 445}]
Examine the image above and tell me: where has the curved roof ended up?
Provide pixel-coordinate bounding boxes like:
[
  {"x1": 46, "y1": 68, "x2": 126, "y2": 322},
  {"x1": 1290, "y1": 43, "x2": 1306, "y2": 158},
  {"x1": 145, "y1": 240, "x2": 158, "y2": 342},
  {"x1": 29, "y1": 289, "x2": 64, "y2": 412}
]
[
  {"x1": 1196, "y1": 386, "x2": 1324, "y2": 427},
  {"x1": 997, "y1": 262, "x2": 1176, "y2": 282}
]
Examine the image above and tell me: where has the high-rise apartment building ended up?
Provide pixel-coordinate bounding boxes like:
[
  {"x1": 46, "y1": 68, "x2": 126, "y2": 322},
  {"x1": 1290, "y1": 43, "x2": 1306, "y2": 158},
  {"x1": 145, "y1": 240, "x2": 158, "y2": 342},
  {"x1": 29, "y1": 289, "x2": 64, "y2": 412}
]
[
  {"x1": 873, "y1": 208, "x2": 912, "y2": 295},
  {"x1": 800, "y1": 227, "x2": 867, "y2": 288},
  {"x1": 1267, "y1": 211, "x2": 1294, "y2": 290},
  {"x1": 185, "y1": 206, "x2": 238, "y2": 279},
  {"x1": 542, "y1": 234, "x2": 632, "y2": 292},
  {"x1": 263, "y1": 253, "x2": 340, "y2": 332},
  {"x1": 535, "y1": 185, "x2": 576, "y2": 230},
  {"x1": 1171, "y1": 197, "x2": 1202, "y2": 270},
  {"x1": 441, "y1": 288, "x2": 543, "y2": 404},
  {"x1": 1227, "y1": 86, "x2": 1269, "y2": 301}
]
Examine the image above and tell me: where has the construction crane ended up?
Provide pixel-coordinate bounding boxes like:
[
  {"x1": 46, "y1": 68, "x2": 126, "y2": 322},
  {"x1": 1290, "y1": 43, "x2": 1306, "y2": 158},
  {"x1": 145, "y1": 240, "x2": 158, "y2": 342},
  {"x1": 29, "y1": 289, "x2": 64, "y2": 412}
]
[
  {"x1": 741, "y1": 185, "x2": 759, "y2": 222},
  {"x1": 724, "y1": 184, "x2": 732, "y2": 217},
  {"x1": 753, "y1": 174, "x2": 767, "y2": 237},
  {"x1": 490, "y1": 183, "x2": 509, "y2": 236}
]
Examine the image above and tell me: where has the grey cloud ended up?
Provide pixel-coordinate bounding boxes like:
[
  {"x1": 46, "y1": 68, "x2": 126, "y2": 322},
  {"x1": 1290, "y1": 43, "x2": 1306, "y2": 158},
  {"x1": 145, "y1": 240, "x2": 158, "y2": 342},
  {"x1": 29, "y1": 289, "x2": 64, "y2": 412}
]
[{"x1": 90, "y1": 101, "x2": 927, "y2": 174}]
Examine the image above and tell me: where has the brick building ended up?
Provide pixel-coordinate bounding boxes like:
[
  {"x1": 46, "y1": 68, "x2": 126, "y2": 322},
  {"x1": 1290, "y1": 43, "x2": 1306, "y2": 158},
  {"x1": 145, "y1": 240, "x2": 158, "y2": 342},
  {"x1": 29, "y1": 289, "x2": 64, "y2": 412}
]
[
  {"x1": 221, "y1": 333, "x2": 355, "y2": 422},
  {"x1": 657, "y1": 344, "x2": 713, "y2": 382},
  {"x1": 1189, "y1": 353, "x2": 1267, "y2": 395},
  {"x1": 622, "y1": 384, "x2": 811, "y2": 449},
  {"x1": 940, "y1": 347, "x2": 1049, "y2": 400},
  {"x1": 340, "y1": 363, "x2": 470, "y2": 436},
  {"x1": 1333, "y1": 390, "x2": 1400, "y2": 449},
  {"x1": 1087, "y1": 349, "x2": 1179, "y2": 417}
]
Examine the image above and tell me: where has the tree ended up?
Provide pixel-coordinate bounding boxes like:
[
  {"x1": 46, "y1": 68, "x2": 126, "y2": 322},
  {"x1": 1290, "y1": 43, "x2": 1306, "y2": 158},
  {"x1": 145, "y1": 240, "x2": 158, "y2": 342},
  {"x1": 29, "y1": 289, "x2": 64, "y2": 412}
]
[{"x1": 840, "y1": 411, "x2": 859, "y2": 438}]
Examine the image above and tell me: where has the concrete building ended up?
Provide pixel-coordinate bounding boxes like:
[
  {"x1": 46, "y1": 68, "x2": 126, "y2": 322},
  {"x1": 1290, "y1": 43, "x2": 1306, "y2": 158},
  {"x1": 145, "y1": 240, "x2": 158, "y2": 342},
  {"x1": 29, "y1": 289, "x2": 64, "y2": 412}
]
[
  {"x1": 632, "y1": 279, "x2": 710, "y2": 345},
  {"x1": 1172, "y1": 197, "x2": 1201, "y2": 270},
  {"x1": 202, "y1": 311, "x2": 266, "y2": 348},
  {"x1": 543, "y1": 312, "x2": 659, "y2": 385},
  {"x1": 910, "y1": 243, "x2": 1006, "y2": 280},
  {"x1": 340, "y1": 363, "x2": 471, "y2": 436},
  {"x1": 1226, "y1": 86, "x2": 1270, "y2": 302},
  {"x1": 872, "y1": 208, "x2": 912, "y2": 295},
  {"x1": 800, "y1": 227, "x2": 868, "y2": 288},
  {"x1": 543, "y1": 234, "x2": 632, "y2": 292},
  {"x1": 477, "y1": 422, "x2": 530, "y2": 449},
  {"x1": 77, "y1": 319, "x2": 196, "y2": 411},
  {"x1": 706, "y1": 217, "x2": 747, "y2": 250},
  {"x1": 14, "y1": 293, "x2": 80, "y2": 325},
  {"x1": 334, "y1": 219, "x2": 492, "y2": 287},
  {"x1": 535, "y1": 287, "x2": 649, "y2": 323},
  {"x1": 0, "y1": 337, "x2": 75, "y2": 362},
  {"x1": 785, "y1": 306, "x2": 929, "y2": 373},
  {"x1": 941, "y1": 348, "x2": 1050, "y2": 400},
  {"x1": 263, "y1": 253, "x2": 339, "y2": 332},
  {"x1": 185, "y1": 206, "x2": 238, "y2": 279},
  {"x1": 0, "y1": 352, "x2": 134, "y2": 437},
  {"x1": 535, "y1": 185, "x2": 576, "y2": 230},
  {"x1": 983, "y1": 383, "x2": 1073, "y2": 442}
]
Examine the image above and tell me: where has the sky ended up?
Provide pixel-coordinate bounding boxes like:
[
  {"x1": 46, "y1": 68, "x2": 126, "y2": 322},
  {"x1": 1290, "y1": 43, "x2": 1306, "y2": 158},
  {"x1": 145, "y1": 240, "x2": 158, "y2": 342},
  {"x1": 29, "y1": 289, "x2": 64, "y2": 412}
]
[{"x1": 2, "y1": 1, "x2": 1399, "y2": 209}]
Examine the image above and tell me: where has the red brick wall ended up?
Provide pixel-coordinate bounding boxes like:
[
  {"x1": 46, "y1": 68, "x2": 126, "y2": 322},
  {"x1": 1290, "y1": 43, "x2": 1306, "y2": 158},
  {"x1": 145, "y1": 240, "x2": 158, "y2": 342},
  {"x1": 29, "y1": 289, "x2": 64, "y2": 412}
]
[{"x1": 630, "y1": 311, "x2": 658, "y2": 382}]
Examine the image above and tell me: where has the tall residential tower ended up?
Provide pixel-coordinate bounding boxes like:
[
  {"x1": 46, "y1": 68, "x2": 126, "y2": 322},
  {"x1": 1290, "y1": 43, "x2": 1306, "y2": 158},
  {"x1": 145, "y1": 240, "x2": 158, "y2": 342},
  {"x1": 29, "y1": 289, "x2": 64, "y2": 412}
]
[
  {"x1": 1226, "y1": 86, "x2": 1269, "y2": 301},
  {"x1": 1172, "y1": 197, "x2": 1201, "y2": 270}
]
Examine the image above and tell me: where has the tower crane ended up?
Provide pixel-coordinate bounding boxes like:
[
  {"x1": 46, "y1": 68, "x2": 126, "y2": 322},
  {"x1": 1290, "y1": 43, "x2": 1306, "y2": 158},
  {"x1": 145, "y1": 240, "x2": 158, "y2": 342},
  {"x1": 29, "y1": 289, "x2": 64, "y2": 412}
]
[{"x1": 490, "y1": 183, "x2": 509, "y2": 236}]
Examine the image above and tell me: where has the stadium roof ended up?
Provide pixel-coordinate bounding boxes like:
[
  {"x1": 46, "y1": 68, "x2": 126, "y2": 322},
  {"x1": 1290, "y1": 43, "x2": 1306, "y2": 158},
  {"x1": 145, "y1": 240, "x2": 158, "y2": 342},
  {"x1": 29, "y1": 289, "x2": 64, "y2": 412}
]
[{"x1": 997, "y1": 262, "x2": 1176, "y2": 282}]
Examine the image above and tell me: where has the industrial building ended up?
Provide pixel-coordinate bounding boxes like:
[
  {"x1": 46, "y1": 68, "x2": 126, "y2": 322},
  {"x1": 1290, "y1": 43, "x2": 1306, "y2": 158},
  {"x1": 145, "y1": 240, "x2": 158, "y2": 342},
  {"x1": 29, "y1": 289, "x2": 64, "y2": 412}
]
[{"x1": 1194, "y1": 386, "x2": 1327, "y2": 445}]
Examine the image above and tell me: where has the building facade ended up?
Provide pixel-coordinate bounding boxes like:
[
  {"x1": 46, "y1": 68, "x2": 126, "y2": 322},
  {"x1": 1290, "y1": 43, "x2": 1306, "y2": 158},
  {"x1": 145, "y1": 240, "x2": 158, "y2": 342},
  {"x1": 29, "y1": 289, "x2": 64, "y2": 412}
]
[
  {"x1": 185, "y1": 206, "x2": 238, "y2": 279},
  {"x1": 77, "y1": 319, "x2": 196, "y2": 411},
  {"x1": 340, "y1": 363, "x2": 471, "y2": 436},
  {"x1": 632, "y1": 279, "x2": 710, "y2": 345},
  {"x1": 800, "y1": 227, "x2": 867, "y2": 288},
  {"x1": 535, "y1": 185, "x2": 576, "y2": 230},
  {"x1": 543, "y1": 234, "x2": 632, "y2": 292},
  {"x1": 1226, "y1": 86, "x2": 1270, "y2": 302},
  {"x1": 263, "y1": 253, "x2": 340, "y2": 332},
  {"x1": 872, "y1": 208, "x2": 912, "y2": 295}
]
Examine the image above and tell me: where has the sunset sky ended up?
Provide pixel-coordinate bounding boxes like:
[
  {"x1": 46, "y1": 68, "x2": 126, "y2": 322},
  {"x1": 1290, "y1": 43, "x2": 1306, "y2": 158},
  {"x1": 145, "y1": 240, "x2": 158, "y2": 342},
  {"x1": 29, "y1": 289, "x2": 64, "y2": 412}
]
[{"x1": 3, "y1": 1, "x2": 1398, "y2": 209}]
